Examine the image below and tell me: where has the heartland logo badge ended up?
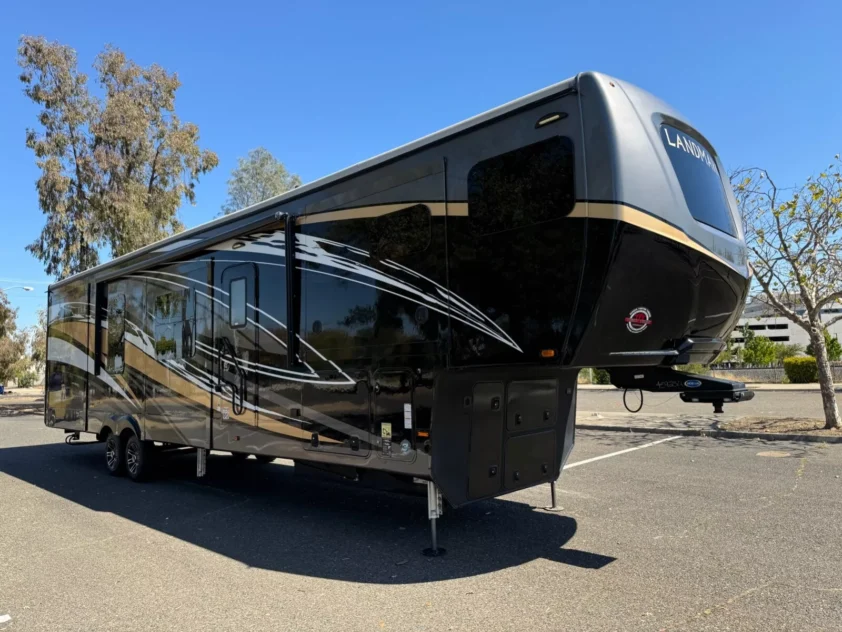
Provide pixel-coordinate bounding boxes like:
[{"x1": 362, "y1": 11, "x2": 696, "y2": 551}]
[{"x1": 625, "y1": 307, "x2": 652, "y2": 334}]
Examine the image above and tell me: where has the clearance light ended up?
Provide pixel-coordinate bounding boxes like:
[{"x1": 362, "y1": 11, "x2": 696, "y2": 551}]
[
  {"x1": 536, "y1": 112, "x2": 567, "y2": 128},
  {"x1": 232, "y1": 242, "x2": 246, "y2": 250},
  {"x1": 540, "y1": 349, "x2": 557, "y2": 358}
]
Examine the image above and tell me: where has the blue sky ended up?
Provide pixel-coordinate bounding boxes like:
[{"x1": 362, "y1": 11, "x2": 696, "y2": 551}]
[{"x1": 2, "y1": 0, "x2": 840, "y2": 329}]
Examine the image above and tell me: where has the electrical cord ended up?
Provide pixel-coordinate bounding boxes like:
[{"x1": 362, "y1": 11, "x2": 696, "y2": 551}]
[
  {"x1": 645, "y1": 393, "x2": 681, "y2": 408},
  {"x1": 64, "y1": 433, "x2": 96, "y2": 445},
  {"x1": 623, "y1": 388, "x2": 644, "y2": 413},
  {"x1": 621, "y1": 389, "x2": 681, "y2": 413}
]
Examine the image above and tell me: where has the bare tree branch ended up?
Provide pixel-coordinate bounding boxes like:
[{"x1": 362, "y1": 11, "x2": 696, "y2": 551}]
[
  {"x1": 731, "y1": 160, "x2": 842, "y2": 429},
  {"x1": 824, "y1": 312, "x2": 842, "y2": 328}
]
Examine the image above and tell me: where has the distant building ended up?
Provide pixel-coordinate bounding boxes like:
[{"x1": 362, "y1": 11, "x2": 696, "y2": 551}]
[{"x1": 731, "y1": 299, "x2": 842, "y2": 348}]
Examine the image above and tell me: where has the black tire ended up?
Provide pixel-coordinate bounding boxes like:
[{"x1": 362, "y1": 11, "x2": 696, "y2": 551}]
[
  {"x1": 230, "y1": 452, "x2": 248, "y2": 461},
  {"x1": 105, "y1": 432, "x2": 124, "y2": 476},
  {"x1": 254, "y1": 455, "x2": 275, "y2": 464},
  {"x1": 124, "y1": 434, "x2": 153, "y2": 482}
]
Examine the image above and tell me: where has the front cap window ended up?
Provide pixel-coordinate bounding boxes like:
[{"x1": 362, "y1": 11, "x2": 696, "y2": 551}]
[{"x1": 661, "y1": 124, "x2": 736, "y2": 237}]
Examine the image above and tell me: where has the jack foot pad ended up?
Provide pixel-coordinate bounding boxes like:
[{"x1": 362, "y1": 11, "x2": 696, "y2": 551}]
[
  {"x1": 422, "y1": 547, "x2": 447, "y2": 557},
  {"x1": 543, "y1": 505, "x2": 564, "y2": 512}
]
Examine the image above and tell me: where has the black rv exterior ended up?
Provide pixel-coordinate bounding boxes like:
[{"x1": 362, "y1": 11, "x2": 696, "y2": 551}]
[{"x1": 44, "y1": 72, "x2": 751, "y2": 529}]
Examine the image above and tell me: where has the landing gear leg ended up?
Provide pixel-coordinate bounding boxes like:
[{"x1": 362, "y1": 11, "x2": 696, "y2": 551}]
[
  {"x1": 712, "y1": 400, "x2": 724, "y2": 414},
  {"x1": 544, "y1": 479, "x2": 563, "y2": 512},
  {"x1": 422, "y1": 481, "x2": 446, "y2": 557},
  {"x1": 197, "y1": 448, "x2": 207, "y2": 478}
]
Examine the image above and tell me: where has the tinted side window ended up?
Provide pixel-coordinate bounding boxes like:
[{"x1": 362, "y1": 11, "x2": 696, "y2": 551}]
[
  {"x1": 468, "y1": 136, "x2": 575, "y2": 236},
  {"x1": 448, "y1": 134, "x2": 582, "y2": 366},
  {"x1": 370, "y1": 204, "x2": 431, "y2": 260},
  {"x1": 154, "y1": 290, "x2": 195, "y2": 361},
  {"x1": 229, "y1": 278, "x2": 246, "y2": 328},
  {"x1": 155, "y1": 292, "x2": 184, "y2": 321},
  {"x1": 183, "y1": 292, "x2": 196, "y2": 359},
  {"x1": 107, "y1": 294, "x2": 126, "y2": 374},
  {"x1": 661, "y1": 125, "x2": 736, "y2": 237}
]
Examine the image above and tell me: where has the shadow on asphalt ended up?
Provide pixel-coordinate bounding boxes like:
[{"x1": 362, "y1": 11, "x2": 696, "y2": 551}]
[{"x1": 0, "y1": 440, "x2": 615, "y2": 584}]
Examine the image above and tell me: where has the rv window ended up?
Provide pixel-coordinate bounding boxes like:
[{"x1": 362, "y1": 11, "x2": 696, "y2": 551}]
[
  {"x1": 183, "y1": 291, "x2": 196, "y2": 358},
  {"x1": 182, "y1": 318, "x2": 196, "y2": 358},
  {"x1": 153, "y1": 290, "x2": 195, "y2": 360},
  {"x1": 106, "y1": 294, "x2": 126, "y2": 374},
  {"x1": 467, "y1": 136, "x2": 575, "y2": 236},
  {"x1": 370, "y1": 204, "x2": 431, "y2": 259},
  {"x1": 155, "y1": 291, "x2": 185, "y2": 322},
  {"x1": 154, "y1": 323, "x2": 177, "y2": 361},
  {"x1": 660, "y1": 124, "x2": 736, "y2": 237},
  {"x1": 229, "y1": 278, "x2": 247, "y2": 328}
]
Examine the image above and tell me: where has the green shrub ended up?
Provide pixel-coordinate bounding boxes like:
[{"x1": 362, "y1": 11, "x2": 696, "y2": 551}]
[
  {"x1": 774, "y1": 343, "x2": 804, "y2": 363},
  {"x1": 742, "y1": 330, "x2": 777, "y2": 365},
  {"x1": 783, "y1": 356, "x2": 819, "y2": 383},
  {"x1": 14, "y1": 372, "x2": 38, "y2": 388},
  {"x1": 590, "y1": 368, "x2": 611, "y2": 385},
  {"x1": 806, "y1": 330, "x2": 842, "y2": 361},
  {"x1": 676, "y1": 363, "x2": 709, "y2": 375}
]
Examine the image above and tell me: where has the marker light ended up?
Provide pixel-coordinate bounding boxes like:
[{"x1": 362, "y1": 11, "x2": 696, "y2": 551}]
[
  {"x1": 540, "y1": 349, "x2": 557, "y2": 358},
  {"x1": 535, "y1": 112, "x2": 567, "y2": 128}
]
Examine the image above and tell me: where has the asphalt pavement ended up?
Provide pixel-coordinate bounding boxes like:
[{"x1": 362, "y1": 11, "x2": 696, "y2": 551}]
[{"x1": 1, "y1": 414, "x2": 840, "y2": 631}]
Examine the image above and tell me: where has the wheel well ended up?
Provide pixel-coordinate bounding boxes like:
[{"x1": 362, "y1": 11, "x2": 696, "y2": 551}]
[
  {"x1": 120, "y1": 428, "x2": 136, "y2": 442},
  {"x1": 97, "y1": 426, "x2": 113, "y2": 442}
]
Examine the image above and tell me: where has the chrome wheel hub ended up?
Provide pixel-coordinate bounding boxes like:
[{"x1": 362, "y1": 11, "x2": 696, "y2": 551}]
[
  {"x1": 126, "y1": 442, "x2": 138, "y2": 475},
  {"x1": 106, "y1": 438, "x2": 118, "y2": 469}
]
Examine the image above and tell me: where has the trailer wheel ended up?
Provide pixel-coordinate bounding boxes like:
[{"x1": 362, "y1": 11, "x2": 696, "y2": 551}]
[
  {"x1": 105, "y1": 432, "x2": 124, "y2": 476},
  {"x1": 255, "y1": 455, "x2": 275, "y2": 464},
  {"x1": 124, "y1": 434, "x2": 152, "y2": 482}
]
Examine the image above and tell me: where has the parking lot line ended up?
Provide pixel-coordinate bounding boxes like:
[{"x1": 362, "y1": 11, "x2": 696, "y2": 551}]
[{"x1": 563, "y1": 435, "x2": 681, "y2": 470}]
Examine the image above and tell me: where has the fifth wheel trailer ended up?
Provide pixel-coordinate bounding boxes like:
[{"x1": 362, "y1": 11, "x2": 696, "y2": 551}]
[{"x1": 45, "y1": 71, "x2": 753, "y2": 552}]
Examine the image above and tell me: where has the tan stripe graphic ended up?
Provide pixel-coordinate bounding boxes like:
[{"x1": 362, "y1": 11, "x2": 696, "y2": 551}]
[
  {"x1": 124, "y1": 343, "x2": 333, "y2": 442},
  {"x1": 51, "y1": 320, "x2": 93, "y2": 347},
  {"x1": 296, "y1": 200, "x2": 739, "y2": 272},
  {"x1": 574, "y1": 202, "x2": 740, "y2": 271},
  {"x1": 297, "y1": 202, "x2": 468, "y2": 225},
  {"x1": 50, "y1": 321, "x2": 337, "y2": 443}
]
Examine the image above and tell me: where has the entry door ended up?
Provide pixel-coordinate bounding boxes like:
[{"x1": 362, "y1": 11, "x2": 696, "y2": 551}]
[
  {"x1": 213, "y1": 262, "x2": 258, "y2": 450},
  {"x1": 145, "y1": 262, "x2": 211, "y2": 447}
]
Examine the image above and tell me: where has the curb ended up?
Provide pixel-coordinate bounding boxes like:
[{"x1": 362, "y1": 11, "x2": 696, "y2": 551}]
[
  {"x1": 577, "y1": 385, "x2": 842, "y2": 393},
  {"x1": 576, "y1": 423, "x2": 842, "y2": 444}
]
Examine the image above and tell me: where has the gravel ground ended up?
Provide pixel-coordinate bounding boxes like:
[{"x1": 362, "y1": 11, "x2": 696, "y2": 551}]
[{"x1": 1, "y1": 414, "x2": 840, "y2": 631}]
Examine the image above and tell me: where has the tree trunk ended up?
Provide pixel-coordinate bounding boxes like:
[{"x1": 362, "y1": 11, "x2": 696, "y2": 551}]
[{"x1": 809, "y1": 327, "x2": 842, "y2": 430}]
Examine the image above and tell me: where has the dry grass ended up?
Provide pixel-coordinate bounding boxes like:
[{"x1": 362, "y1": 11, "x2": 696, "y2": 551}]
[
  {"x1": 0, "y1": 386, "x2": 44, "y2": 404},
  {"x1": 720, "y1": 416, "x2": 842, "y2": 437},
  {"x1": 0, "y1": 387, "x2": 45, "y2": 417}
]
